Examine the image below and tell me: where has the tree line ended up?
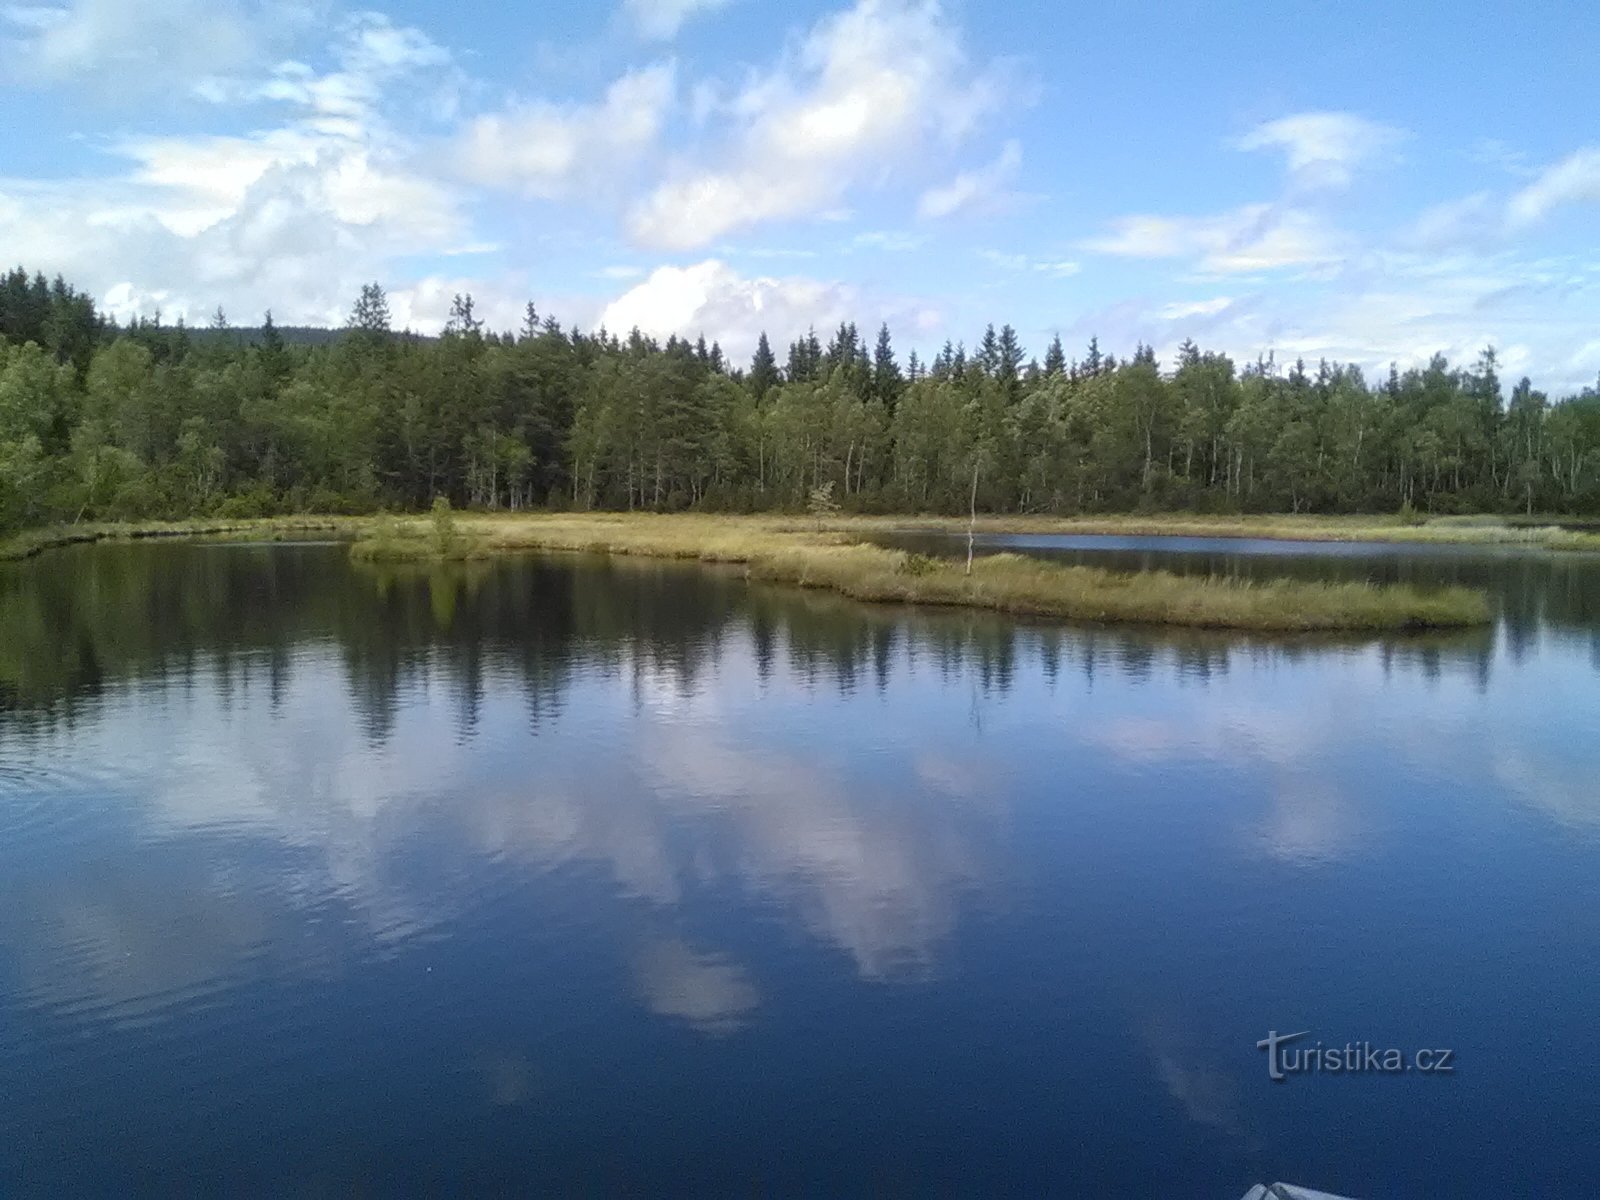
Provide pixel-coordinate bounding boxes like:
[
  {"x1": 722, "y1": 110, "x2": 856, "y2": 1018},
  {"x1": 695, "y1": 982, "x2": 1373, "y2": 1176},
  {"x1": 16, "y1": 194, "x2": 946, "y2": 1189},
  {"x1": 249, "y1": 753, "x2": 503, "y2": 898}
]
[{"x1": 3, "y1": 265, "x2": 1599, "y2": 535}]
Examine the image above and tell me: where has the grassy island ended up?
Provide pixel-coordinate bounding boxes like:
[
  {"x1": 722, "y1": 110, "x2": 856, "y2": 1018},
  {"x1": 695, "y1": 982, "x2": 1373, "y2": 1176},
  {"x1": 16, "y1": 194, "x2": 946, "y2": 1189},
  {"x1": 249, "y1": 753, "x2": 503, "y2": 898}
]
[{"x1": 441, "y1": 513, "x2": 1491, "y2": 632}]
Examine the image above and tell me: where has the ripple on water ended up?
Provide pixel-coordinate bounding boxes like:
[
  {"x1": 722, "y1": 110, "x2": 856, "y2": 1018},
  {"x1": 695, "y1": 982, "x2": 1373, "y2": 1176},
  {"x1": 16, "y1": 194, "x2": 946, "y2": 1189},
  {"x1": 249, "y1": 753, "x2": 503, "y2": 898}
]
[{"x1": 0, "y1": 753, "x2": 129, "y2": 851}]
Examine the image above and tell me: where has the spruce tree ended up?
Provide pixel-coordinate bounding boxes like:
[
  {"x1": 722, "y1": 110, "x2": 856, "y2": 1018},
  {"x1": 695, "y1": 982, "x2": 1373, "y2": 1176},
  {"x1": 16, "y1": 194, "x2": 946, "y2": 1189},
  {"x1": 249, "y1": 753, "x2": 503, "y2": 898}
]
[
  {"x1": 749, "y1": 332, "x2": 780, "y2": 399},
  {"x1": 1044, "y1": 334, "x2": 1066, "y2": 376},
  {"x1": 871, "y1": 322, "x2": 903, "y2": 410}
]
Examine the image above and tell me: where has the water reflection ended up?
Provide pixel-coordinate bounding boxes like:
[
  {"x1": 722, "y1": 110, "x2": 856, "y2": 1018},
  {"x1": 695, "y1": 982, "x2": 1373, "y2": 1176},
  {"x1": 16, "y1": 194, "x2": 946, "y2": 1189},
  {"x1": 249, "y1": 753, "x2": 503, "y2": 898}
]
[{"x1": 2, "y1": 541, "x2": 1599, "y2": 1195}]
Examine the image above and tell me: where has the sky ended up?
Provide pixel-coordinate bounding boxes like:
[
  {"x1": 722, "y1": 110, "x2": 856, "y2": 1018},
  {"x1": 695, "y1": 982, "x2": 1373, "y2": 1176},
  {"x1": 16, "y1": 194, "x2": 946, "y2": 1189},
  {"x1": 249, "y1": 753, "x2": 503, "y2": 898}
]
[{"x1": 2, "y1": 0, "x2": 1598, "y2": 392}]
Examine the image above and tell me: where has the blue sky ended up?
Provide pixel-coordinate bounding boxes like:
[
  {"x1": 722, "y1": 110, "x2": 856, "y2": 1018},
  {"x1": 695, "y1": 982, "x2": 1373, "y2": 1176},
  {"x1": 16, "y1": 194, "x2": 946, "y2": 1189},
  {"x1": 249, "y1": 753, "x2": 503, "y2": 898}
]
[{"x1": 3, "y1": 0, "x2": 1598, "y2": 390}]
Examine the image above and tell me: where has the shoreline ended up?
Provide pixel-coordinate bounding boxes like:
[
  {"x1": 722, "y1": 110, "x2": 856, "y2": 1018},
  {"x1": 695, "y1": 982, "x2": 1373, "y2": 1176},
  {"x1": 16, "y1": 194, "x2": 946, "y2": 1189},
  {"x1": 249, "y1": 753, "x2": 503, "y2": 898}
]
[
  {"x1": 0, "y1": 518, "x2": 357, "y2": 562},
  {"x1": 3, "y1": 513, "x2": 1505, "y2": 632},
  {"x1": 833, "y1": 513, "x2": 1600, "y2": 551}
]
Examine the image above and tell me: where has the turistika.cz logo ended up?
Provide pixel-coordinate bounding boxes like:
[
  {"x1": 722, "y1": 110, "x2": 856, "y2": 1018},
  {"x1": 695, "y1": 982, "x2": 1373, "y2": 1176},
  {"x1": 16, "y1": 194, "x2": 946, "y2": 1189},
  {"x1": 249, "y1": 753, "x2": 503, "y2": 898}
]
[{"x1": 1256, "y1": 1030, "x2": 1455, "y2": 1081}]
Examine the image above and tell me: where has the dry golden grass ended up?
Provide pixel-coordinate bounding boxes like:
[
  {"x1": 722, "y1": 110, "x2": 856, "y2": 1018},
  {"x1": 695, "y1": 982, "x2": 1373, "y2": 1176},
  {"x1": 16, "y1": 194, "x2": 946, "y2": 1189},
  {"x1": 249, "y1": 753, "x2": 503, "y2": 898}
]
[{"x1": 442, "y1": 512, "x2": 1490, "y2": 632}]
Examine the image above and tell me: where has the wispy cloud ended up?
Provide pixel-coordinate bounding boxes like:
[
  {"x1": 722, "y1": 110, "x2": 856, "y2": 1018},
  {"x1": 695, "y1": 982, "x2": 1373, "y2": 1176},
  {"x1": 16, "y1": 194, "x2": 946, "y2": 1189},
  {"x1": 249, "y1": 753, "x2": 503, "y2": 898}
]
[
  {"x1": 979, "y1": 249, "x2": 1079, "y2": 277},
  {"x1": 917, "y1": 139, "x2": 1021, "y2": 220},
  {"x1": 1083, "y1": 204, "x2": 1343, "y2": 275},
  {"x1": 1507, "y1": 146, "x2": 1600, "y2": 229},
  {"x1": 0, "y1": 0, "x2": 277, "y2": 95},
  {"x1": 1234, "y1": 111, "x2": 1407, "y2": 190},
  {"x1": 621, "y1": 0, "x2": 732, "y2": 40}
]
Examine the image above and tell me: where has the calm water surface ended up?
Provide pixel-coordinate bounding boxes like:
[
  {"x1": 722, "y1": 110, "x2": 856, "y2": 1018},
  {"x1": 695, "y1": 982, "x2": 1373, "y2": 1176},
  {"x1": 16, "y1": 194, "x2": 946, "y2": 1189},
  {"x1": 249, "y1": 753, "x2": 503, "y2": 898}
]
[{"x1": 2, "y1": 538, "x2": 1598, "y2": 1196}]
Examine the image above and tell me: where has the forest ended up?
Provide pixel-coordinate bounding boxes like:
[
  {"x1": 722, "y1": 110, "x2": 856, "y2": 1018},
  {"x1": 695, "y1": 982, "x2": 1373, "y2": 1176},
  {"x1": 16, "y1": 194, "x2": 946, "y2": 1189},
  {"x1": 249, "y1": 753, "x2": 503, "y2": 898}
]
[{"x1": 3, "y1": 264, "x2": 1599, "y2": 537}]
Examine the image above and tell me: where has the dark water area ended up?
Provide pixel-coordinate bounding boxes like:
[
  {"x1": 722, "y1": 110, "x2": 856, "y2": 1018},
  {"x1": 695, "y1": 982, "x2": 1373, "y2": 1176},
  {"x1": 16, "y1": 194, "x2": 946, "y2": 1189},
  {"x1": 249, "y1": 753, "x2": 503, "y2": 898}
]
[{"x1": 2, "y1": 540, "x2": 1598, "y2": 1196}]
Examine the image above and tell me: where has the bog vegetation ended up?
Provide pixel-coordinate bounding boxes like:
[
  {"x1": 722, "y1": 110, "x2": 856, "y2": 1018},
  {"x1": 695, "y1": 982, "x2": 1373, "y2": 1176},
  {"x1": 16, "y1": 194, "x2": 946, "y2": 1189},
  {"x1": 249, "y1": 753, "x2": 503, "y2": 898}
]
[
  {"x1": 3, "y1": 266, "x2": 1598, "y2": 542},
  {"x1": 344, "y1": 513, "x2": 1492, "y2": 632}
]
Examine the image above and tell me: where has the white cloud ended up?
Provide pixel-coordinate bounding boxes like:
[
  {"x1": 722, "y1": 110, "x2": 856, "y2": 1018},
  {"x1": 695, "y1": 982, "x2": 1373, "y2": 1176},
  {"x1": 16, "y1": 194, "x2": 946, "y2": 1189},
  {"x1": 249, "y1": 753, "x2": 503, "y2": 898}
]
[
  {"x1": 1071, "y1": 251, "x2": 1600, "y2": 396},
  {"x1": 622, "y1": 0, "x2": 732, "y2": 40},
  {"x1": 852, "y1": 229, "x2": 927, "y2": 252},
  {"x1": 1506, "y1": 146, "x2": 1600, "y2": 229},
  {"x1": 0, "y1": 0, "x2": 267, "y2": 92},
  {"x1": 916, "y1": 139, "x2": 1020, "y2": 220},
  {"x1": 456, "y1": 62, "x2": 676, "y2": 199},
  {"x1": 1234, "y1": 111, "x2": 1406, "y2": 189},
  {"x1": 0, "y1": 12, "x2": 469, "y2": 328},
  {"x1": 1083, "y1": 203, "x2": 1342, "y2": 274},
  {"x1": 599, "y1": 259, "x2": 856, "y2": 354},
  {"x1": 627, "y1": 0, "x2": 1010, "y2": 250},
  {"x1": 1159, "y1": 297, "x2": 1233, "y2": 320},
  {"x1": 596, "y1": 258, "x2": 942, "y2": 358},
  {"x1": 1406, "y1": 190, "x2": 1498, "y2": 250},
  {"x1": 979, "y1": 250, "x2": 1079, "y2": 277}
]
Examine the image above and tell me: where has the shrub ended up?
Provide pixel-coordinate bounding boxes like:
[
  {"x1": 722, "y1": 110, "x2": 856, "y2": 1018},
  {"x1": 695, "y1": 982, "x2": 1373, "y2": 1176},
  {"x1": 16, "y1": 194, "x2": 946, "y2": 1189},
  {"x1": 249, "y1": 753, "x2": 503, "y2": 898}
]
[{"x1": 896, "y1": 552, "x2": 942, "y2": 577}]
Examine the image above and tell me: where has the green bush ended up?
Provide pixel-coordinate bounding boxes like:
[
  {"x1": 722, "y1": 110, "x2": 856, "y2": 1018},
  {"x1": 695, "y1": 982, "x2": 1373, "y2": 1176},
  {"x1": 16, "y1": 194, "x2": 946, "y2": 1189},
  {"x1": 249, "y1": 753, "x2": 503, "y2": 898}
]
[{"x1": 896, "y1": 551, "x2": 942, "y2": 577}]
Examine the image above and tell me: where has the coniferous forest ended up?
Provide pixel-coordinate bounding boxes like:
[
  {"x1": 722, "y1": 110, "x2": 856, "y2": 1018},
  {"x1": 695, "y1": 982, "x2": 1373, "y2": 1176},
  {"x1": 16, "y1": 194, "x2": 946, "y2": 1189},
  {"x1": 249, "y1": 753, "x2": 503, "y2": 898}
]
[{"x1": 3, "y1": 265, "x2": 1599, "y2": 537}]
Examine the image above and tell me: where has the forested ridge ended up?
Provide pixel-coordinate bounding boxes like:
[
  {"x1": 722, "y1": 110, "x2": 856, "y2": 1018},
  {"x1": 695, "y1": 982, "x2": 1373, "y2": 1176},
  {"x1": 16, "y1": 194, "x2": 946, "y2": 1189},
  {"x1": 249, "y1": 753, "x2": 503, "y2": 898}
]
[{"x1": 3, "y1": 265, "x2": 1599, "y2": 536}]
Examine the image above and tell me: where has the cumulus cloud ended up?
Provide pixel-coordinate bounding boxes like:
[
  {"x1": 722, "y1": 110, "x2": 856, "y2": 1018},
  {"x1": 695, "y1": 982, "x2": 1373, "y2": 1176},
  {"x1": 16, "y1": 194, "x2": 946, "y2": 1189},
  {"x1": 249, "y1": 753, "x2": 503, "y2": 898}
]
[
  {"x1": 916, "y1": 139, "x2": 1020, "y2": 220},
  {"x1": 621, "y1": 0, "x2": 731, "y2": 40},
  {"x1": 597, "y1": 258, "x2": 940, "y2": 358},
  {"x1": 599, "y1": 259, "x2": 855, "y2": 353},
  {"x1": 455, "y1": 62, "x2": 676, "y2": 199},
  {"x1": 1234, "y1": 111, "x2": 1407, "y2": 189},
  {"x1": 627, "y1": 0, "x2": 1011, "y2": 250},
  {"x1": 0, "y1": 11, "x2": 469, "y2": 327}
]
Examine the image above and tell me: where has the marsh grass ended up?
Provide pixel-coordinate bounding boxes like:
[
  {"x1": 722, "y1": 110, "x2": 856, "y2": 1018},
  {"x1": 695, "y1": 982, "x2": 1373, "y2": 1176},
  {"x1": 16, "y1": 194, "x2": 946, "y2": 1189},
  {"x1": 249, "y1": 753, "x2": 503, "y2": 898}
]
[
  {"x1": 0, "y1": 517, "x2": 350, "y2": 562},
  {"x1": 459, "y1": 513, "x2": 1491, "y2": 631}
]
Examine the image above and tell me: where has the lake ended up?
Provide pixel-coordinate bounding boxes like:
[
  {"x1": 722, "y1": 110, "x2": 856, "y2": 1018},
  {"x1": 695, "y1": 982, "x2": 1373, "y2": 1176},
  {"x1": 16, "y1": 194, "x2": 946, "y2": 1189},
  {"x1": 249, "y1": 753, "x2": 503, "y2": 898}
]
[{"x1": 2, "y1": 537, "x2": 1598, "y2": 1196}]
